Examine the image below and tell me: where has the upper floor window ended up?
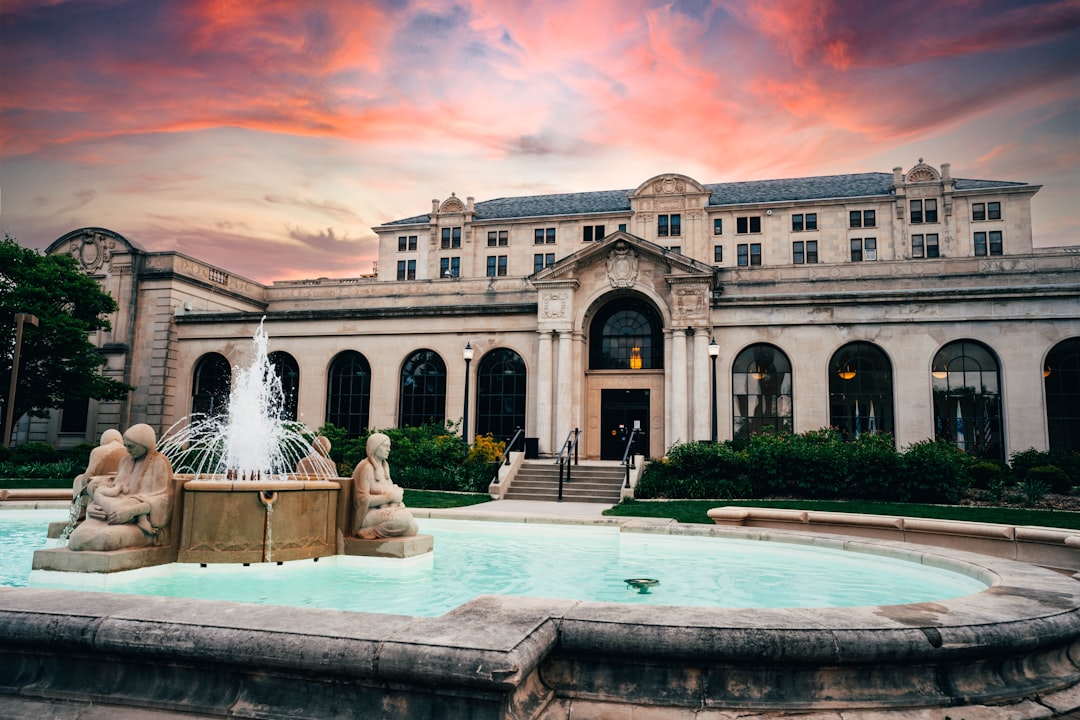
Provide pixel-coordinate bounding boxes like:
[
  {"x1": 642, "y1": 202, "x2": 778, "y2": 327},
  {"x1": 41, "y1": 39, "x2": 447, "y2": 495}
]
[
  {"x1": 441, "y1": 227, "x2": 461, "y2": 249},
  {"x1": 974, "y1": 231, "x2": 1003, "y2": 256},
  {"x1": 910, "y1": 199, "x2": 938, "y2": 224},
  {"x1": 849, "y1": 210, "x2": 875, "y2": 228},
  {"x1": 737, "y1": 243, "x2": 762, "y2": 266},
  {"x1": 851, "y1": 237, "x2": 876, "y2": 262},
  {"x1": 487, "y1": 230, "x2": 508, "y2": 247},
  {"x1": 792, "y1": 240, "x2": 818, "y2": 264},
  {"x1": 737, "y1": 216, "x2": 762, "y2": 234},
  {"x1": 534, "y1": 228, "x2": 556, "y2": 244},
  {"x1": 713, "y1": 218, "x2": 723, "y2": 235},
  {"x1": 533, "y1": 253, "x2": 555, "y2": 273},
  {"x1": 397, "y1": 235, "x2": 417, "y2": 252},
  {"x1": 618, "y1": 223, "x2": 627, "y2": 232},
  {"x1": 583, "y1": 225, "x2": 606, "y2": 242},
  {"x1": 658, "y1": 214, "x2": 681, "y2": 237},
  {"x1": 792, "y1": 213, "x2": 817, "y2": 232},
  {"x1": 396, "y1": 259, "x2": 417, "y2": 280},
  {"x1": 439, "y1": 257, "x2": 460, "y2": 277},
  {"x1": 974, "y1": 202, "x2": 1002, "y2": 221},
  {"x1": 912, "y1": 233, "x2": 939, "y2": 259},
  {"x1": 713, "y1": 245, "x2": 723, "y2": 263},
  {"x1": 486, "y1": 255, "x2": 508, "y2": 276}
]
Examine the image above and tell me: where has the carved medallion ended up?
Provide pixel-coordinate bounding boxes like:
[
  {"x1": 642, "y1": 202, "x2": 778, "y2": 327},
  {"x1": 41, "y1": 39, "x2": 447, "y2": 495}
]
[
  {"x1": 69, "y1": 231, "x2": 113, "y2": 272},
  {"x1": 542, "y1": 292, "x2": 565, "y2": 319},
  {"x1": 606, "y1": 242, "x2": 639, "y2": 288},
  {"x1": 674, "y1": 286, "x2": 705, "y2": 318}
]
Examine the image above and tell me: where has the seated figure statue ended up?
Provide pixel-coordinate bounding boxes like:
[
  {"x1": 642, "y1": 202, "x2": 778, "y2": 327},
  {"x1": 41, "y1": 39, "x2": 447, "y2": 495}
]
[
  {"x1": 351, "y1": 432, "x2": 418, "y2": 539},
  {"x1": 70, "y1": 429, "x2": 129, "y2": 524},
  {"x1": 67, "y1": 423, "x2": 175, "y2": 552},
  {"x1": 295, "y1": 435, "x2": 338, "y2": 477}
]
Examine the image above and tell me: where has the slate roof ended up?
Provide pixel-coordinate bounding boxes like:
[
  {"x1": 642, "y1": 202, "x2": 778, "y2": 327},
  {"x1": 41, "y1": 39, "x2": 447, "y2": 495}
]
[{"x1": 382, "y1": 173, "x2": 1029, "y2": 226}]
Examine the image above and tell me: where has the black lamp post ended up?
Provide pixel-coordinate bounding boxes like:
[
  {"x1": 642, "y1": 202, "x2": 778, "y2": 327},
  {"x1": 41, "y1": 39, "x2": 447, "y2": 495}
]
[
  {"x1": 462, "y1": 342, "x2": 474, "y2": 447},
  {"x1": 708, "y1": 337, "x2": 719, "y2": 443},
  {"x1": 4, "y1": 312, "x2": 39, "y2": 448}
]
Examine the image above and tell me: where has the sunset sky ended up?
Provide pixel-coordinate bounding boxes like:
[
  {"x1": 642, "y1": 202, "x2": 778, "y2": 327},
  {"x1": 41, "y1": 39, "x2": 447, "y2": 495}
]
[{"x1": 2, "y1": 0, "x2": 1077, "y2": 284}]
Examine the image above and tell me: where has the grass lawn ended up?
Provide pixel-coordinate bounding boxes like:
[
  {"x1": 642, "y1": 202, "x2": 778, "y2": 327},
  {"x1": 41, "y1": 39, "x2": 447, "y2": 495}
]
[{"x1": 605, "y1": 498, "x2": 1080, "y2": 530}]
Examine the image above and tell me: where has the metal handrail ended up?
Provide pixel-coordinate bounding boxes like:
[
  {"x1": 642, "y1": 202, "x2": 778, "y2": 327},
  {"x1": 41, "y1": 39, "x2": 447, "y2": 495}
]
[
  {"x1": 556, "y1": 428, "x2": 580, "y2": 501},
  {"x1": 490, "y1": 427, "x2": 525, "y2": 485},
  {"x1": 622, "y1": 427, "x2": 644, "y2": 488}
]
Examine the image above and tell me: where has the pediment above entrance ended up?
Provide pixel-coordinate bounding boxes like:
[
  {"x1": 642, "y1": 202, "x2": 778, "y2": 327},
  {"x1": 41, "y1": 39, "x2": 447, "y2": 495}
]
[
  {"x1": 531, "y1": 233, "x2": 715, "y2": 331},
  {"x1": 532, "y1": 232, "x2": 714, "y2": 285}
]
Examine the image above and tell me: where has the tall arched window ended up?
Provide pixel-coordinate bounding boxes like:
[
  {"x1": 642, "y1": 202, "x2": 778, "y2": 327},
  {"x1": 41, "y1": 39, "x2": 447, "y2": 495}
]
[
  {"x1": 191, "y1": 353, "x2": 231, "y2": 418},
  {"x1": 476, "y1": 349, "x2": 527, "y2": 442},
  {"x1": 326, "y1": 351, "x2": 371, "y2": 436},
  {"x1": 1045, "y1": 338, "x2": 1080, "y2": 452},
  {"x1": 400, "y1": 350, "x2": 447, "y2": 427},
  {"x1": 267, "y1": 352, "x2": 299, "y2": 421},
  {"x1": 732, "y1": 344, "x2": 792, "y2": 440},
  {"x1": 588, "y1": 297, "x2": 664, "y2": 370},
  {"x1": 829, "y1": 342, "x2": 894, "y2": 441},
  {"x1": 932, "y1": 340, "x2": 1002, "y2": 461}
]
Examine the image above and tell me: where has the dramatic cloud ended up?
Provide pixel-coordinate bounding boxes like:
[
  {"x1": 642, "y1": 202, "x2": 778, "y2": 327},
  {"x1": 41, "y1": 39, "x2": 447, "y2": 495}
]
[{"x1": 1, "y1": 0, "x2": 1076, "y2": 283}]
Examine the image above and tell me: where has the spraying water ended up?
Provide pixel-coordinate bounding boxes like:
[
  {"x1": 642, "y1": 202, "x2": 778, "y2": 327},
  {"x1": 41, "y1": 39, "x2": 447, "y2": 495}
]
[{"x1": 159, "y1": 319, "x2": 335, "y2": 481}]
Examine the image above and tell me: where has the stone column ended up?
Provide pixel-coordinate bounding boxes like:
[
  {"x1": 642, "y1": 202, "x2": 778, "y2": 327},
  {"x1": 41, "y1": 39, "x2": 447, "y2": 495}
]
[
  {"x1": 554, "y1": 330, "x2": 573, "y2": 450},
  {"x1": 670, "y1": 329, "x2": 688, "y2": 446},
  {"x1": 692, "y1": 330, "x2": 709, "y2": 441},
  {"x1": 536, "y1": 330, "x2": 553, "y2": 455}
]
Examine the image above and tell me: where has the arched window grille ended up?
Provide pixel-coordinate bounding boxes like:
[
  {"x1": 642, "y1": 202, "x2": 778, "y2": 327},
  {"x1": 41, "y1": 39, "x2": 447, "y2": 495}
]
[
  {"x1": 191, "y1": 353, "x2": 231, "y2": 419},
  {"x1": 588, "y1": 297, "x2": 664, "y2": 370},
  {"x1": 400, "y1": 350, "x2": 447, "y2": 427},
  {"x1": 476, "y1": 348, "x2": 527, "y2": 442},
  {"x1": 268, "y1": 352, "x2": 299, "y2": 421},
  {"x1": 326, "y1": 351, "x2": 371, "y2": 436},
  {"x1": 1045, "y1": 337, "x2": 1080, "y2": 452},
  {"x1": 932, "y1": 340, "x2": 1002, "y2": 461},
  {"x1": 828, "y1": 342, "x2": 894, "y2": 442},
  {"x1": 732, "y1": 344, "x2": 792, "y2": 440}
]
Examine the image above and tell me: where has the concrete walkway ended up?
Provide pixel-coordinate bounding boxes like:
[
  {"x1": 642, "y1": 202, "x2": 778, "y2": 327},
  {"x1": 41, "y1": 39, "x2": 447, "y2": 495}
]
[{"x1": 414, "y1": 498, "x2": 619, "y2": 523}]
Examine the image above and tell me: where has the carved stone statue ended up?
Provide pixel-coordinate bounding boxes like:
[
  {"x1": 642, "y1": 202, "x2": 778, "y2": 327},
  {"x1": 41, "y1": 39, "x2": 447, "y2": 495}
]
[
  {"x1": 351, "y1": 432, "x2": 418, "y2": 539},
  {"x1": 295, "y1": 435, "x2": 338, "y2": 477},
  {"x1": 70, "y1": 429, "x2": 129, "y2": 523},
  {"x1": 67, "y1": 424, "x2": 175, "y2": 552}
]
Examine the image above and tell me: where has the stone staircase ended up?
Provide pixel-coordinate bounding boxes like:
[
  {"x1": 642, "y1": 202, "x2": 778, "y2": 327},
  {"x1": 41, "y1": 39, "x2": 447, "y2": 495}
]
[{"x1": 503, "y1": 460, "x2": 627, "y2": 503}]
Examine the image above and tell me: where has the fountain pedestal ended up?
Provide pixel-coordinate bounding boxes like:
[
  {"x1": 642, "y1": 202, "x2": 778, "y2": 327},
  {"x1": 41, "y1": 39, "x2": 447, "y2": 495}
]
[{"x1": 343, "y1": 535, "x2": 434, "y2": 559}]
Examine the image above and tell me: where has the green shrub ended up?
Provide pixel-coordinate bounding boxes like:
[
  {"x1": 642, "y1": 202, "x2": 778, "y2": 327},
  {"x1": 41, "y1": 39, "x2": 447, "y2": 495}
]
[
  {"x1": 16, "y1": 460, "x2": 80, "y2": 479},
  {"x1": 845, "y1": 432, "x2": 902, "y2": 500},
  {"x1": 636, "y1": 441, "x2": 751, "y2": 499},
  {"x1": 1027, "y1": 465, "x2": 1071, "y2": 495},
  {"x1": 1018, "y1": 476, "x2": 1050, "y2": 507},
  {"x1": 967, "y1": 460, "x2": 1004, "y2": 490},
  {"x1": 896, "y1": 439, "x2": 971, "y2": 503},
  {"x1": 63, "y1": 442, "x2": 97, "y2": 470},
  {"x1": 10, "y1": 442, "x2": 59, "y2": 465},
  {"x1": 0, "y1": 445, "x2": 10, "y2": 463}
]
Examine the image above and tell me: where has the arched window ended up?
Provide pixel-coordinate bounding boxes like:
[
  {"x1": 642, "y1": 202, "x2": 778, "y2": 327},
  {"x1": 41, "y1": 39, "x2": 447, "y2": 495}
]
[
  {"x1": 400, "y1": 350, "x2": 447, "y2": 427},
  {"x1": 932, "y1": 340, "x2": 1002, "y2": 461},
  {"x1": 1045, "y1": 338, "x2": 1080, "y2": 452},
  {"x1": 732, "y1": 344, "x2": 792, "y2": 440},
  {"x1": 476, "y1": 349, "x2": 527, "y2": 442},
  {"x1": 326, "y1": 351, "x2": 371, "y2": 436},
  {"x1": 829, "y1": 342, "x2": 894, "y2": 441},
  {"x1": 191, "y1": 353, "x2": 231, "y2": 418},
  {"x1": 268, "y1": 352, "x2": 299, "y2": 421},
  {"x1": 588, "y1": 297, "x2": 664, "y2": 370}
]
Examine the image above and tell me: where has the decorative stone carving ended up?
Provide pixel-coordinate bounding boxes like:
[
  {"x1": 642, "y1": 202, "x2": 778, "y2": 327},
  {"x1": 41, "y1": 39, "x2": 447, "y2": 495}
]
[
  {"x1": 606, "y1": 242, "x2": 639, "y2": 288},
  {"x1": 542, "y1": 292, "x2": 567, "y2": 319},
  {"x1": 906, "y1": 158, "x2": 940, "y2": 183},
  {"x1": 653, "y1": 177, "x2": 687, "y2": 195},
  {"x1": 673, "y1": 286, "x2": 706, "y2": 319},
  {"x1": 69, "y1": 231, "x2": 115, "y2": 273},
  {"x1": 440, "y1": 194, "x2": 465, "y2": 213}
]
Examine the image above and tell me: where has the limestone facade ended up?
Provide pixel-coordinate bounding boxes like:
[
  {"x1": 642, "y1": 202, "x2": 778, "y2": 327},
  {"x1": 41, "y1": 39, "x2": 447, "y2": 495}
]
[{"x1": 20, "y1": 161, "x2": 1079, "y2": 462}]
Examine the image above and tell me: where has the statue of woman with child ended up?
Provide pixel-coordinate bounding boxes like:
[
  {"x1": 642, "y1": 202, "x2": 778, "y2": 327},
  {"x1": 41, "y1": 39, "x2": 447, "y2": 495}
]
[
  {"x1": 67, "y1": 423, "x2": 175, "y2": 552},
  {"x1": 351, "y1": 432, "x2": 418, "y2": 539}
]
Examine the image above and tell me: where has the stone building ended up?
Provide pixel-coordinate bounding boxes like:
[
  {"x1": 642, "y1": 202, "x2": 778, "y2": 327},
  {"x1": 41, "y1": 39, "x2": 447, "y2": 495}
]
[{"x1": 21, "y1": 159, "x2": 1080, "y2": 461}]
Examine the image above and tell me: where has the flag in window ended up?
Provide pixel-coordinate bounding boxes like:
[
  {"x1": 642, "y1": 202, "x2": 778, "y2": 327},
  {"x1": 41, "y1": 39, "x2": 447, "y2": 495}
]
[{"x1": 955, "y1": 401, "x2": 965, "y2": 451}]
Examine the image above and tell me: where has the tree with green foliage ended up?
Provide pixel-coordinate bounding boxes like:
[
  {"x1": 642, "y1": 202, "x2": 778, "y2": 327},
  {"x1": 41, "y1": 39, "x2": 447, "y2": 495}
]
[{"x1": 1, "y1": 234, "x2": 133, "y2": 441}]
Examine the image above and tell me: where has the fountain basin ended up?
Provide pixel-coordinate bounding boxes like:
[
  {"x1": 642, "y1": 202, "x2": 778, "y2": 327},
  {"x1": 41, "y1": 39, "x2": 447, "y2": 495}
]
[{"x1": 178, "y1": 477, "x2": 342, "y2": 564}]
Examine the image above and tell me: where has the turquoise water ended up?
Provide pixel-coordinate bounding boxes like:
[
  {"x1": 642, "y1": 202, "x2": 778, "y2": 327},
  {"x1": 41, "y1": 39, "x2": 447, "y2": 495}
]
[{"x1": 1, "y1": 510, "x2": 987, "y2": 616}]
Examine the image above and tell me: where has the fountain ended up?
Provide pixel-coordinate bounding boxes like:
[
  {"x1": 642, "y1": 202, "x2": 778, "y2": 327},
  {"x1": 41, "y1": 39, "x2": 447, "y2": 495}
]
[{"x1": 33, "y1": 320, "x2": 430, "y2": 572}]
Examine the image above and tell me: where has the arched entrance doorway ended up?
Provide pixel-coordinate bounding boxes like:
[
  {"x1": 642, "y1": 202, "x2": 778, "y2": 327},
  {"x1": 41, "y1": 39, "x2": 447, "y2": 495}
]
[{"x1": 585, "y1": 295, "x2": 665, "y2": 460}]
